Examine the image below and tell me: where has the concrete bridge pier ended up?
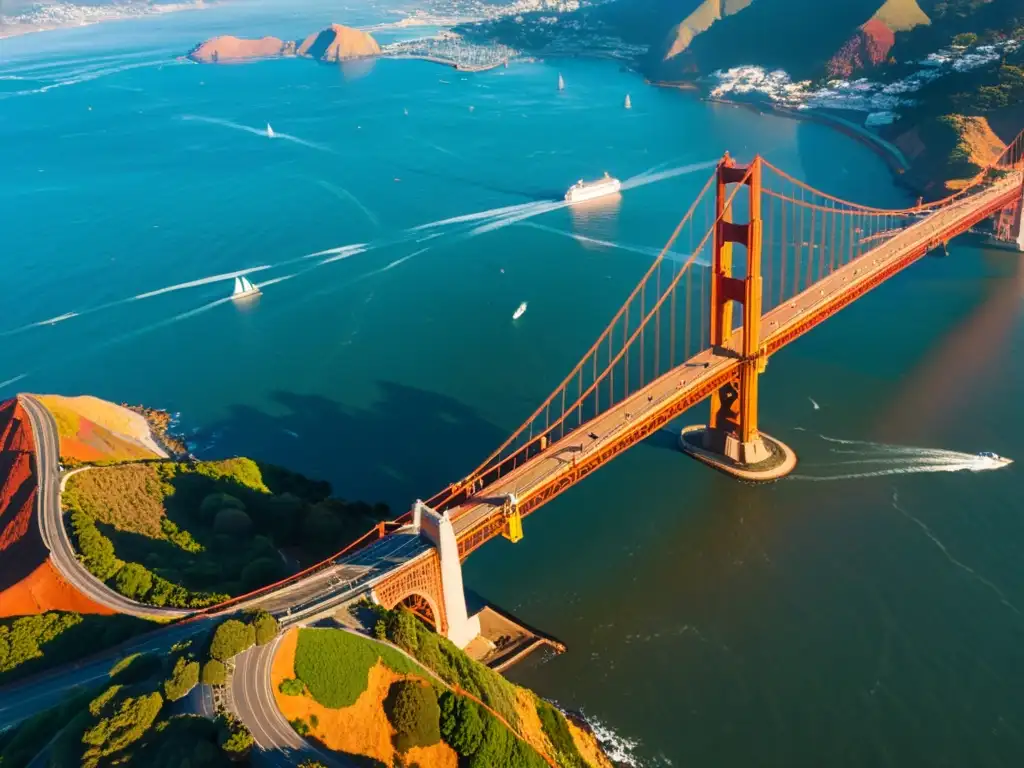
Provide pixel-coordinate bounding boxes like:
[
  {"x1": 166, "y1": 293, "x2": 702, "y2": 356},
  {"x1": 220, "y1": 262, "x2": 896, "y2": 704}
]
[
  {"x1": 370, "y1": 502, "x2": 480, "y2": 649},
  {"x1": 413, "y1": 501, "x2": 480, "y2": 649}
]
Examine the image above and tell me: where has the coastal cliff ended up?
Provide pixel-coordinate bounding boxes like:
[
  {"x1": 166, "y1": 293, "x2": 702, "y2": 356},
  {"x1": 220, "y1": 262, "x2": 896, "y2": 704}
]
[
  {"x1": 189, "y1": 23, "x2": 379, "y2": 64},
  {"x1": 459, "y1": 0, "x2": 1022, "y2": 196}
]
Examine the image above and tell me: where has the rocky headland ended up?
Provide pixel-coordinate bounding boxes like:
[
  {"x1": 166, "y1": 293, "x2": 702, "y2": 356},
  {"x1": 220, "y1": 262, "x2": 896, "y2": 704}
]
[
  {"x1": 457, "y1": 0, "x2": 1023, "y2": 197},
  {"x1": 189, "y1": 22, "x2": 380, "y2": 64}
]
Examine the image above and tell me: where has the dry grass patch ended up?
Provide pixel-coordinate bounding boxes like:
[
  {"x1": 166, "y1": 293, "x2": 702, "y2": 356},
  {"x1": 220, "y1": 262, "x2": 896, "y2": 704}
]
[
  {"x1": 568, "y1": 721, "x2": 614, "y2": 768},
  {"x1": 272, "y1": 628, "x2": 456, "y2": 768},
  {"x1": 64, "y1": 465, "x2": 168, "y2": 538}
]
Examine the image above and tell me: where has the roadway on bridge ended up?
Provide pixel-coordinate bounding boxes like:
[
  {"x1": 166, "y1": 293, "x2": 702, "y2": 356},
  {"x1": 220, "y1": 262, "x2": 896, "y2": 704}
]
[
  {"x1": 0, "y1": 525, "x2": 428, "y2": 733},
  {"x1": 446, "y1": 171, "x2": 1024, "y2": 546}
]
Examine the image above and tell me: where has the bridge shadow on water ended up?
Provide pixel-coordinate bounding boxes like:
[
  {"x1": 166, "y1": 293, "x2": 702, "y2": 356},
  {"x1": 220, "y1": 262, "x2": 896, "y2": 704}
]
[{"x1": 193, "y1": 382, "x2": 508, "y2": 513}]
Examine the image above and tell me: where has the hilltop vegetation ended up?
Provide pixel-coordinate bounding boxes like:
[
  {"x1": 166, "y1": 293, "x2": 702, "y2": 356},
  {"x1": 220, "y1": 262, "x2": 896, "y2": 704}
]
[
  {"x1": 273, "y1": 614, "x2": 609, "y2": 767},
  {"x1": 0, "y1": 612, "x2": 152, "y2": 685},
  {"x1": 63, "y1": 457, "x2": 390, "y2": 608}
]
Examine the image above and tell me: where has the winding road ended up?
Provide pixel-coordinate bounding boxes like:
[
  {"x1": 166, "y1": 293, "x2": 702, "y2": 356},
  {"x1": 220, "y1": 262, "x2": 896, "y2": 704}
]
[{"x1": 17, "y1": 394, "x2": 189, "y2": 619}]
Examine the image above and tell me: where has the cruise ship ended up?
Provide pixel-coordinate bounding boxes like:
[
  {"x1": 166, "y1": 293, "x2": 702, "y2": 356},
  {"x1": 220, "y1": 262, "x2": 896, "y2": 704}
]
[{"x1": 564, "y1": 172, "x2": 621, "y2": 204}]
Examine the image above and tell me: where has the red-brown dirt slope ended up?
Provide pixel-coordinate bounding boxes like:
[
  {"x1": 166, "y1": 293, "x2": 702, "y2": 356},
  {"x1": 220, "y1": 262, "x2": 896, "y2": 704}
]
[{"x1": 0, "y1": 398, "x2": 112, "y2": 617}]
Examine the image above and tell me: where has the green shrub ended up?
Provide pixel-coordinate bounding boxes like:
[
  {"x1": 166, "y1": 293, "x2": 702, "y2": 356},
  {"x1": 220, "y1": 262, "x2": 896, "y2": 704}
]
[
  {"x1": 209, "y1": 619, "x2": 256, "y2": 661},
  {"x1": 374, "y1": 619, "x2": 388, "y2": 641},
  {"x1": 213, "y1": 507, "x2": 253, "y2": 537},
  {"x1": 387, "y1": 608, "x2": 420, "y2": 653},
  {"x1": 250, "y1": 609, "x2": 280, "y2": 645},
  {"x1": 385, "y1": 680, "x2": 441, "y2": 752},
  {"x1": 200, "y1": 492, "x2": 245, "y2": 520},
  {"x1": 71, "y1": 511, "x2": 122, "y2": 581},
  {"x1": 279, "y1": 677, "x2": 306, "y2": 696},
  {"x1": 290, "y1": 717, "x2": 311, "y2": 736},
  {"x1": 440, "y1": 691, "x2": 485, "y2": 757},
  {"x1": 0, "y1": 612, "x2": 83, "y2": 676},
  {"x1": 536, "y1": 700, "x2": 586, "y2": 768},
  {"x1": 468, "y1": 715, "x2": 548, "y2": 768},
  {"x1": 385, "y1": 608, "x2": 518, "y2": 726},
  {"x1": 160, "y1": 518, "x2": 203, "y2": 553},
  {"x1": 294, "y1": 628, "x2": 422, "y2": 709},
  {"x1": 114, "y1": 562, "x2": 153, "y2": 600},
  {"x1": 81, "y1": 690, "x2": 164, "y2": 767},
  {"x1": 309, "y1": 713, "x2": 319, "y2": 729},
  {"x1": 163, "y1": 657, "x2": 200, "y2": 702},
  {"x1": 201, "y1": 659, "x2": 226, "y2": 686},
  {"x1": 953, "y1": 31, "x2": 978, "y2": 47},
  {"x1": 217, "y1": 713, "x2": 254, "y2": 757}
]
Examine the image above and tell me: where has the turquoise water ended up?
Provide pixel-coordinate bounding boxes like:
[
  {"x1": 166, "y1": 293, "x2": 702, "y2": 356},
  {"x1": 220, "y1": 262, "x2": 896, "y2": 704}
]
[{"x1": 3, "y1": 1, "x2": 1024, "y2": 765}]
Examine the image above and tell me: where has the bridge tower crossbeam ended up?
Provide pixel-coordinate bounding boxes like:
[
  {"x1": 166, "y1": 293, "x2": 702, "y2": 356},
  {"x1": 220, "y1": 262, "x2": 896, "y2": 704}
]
[
  {"x1": 680, "y1": 153, "x2": 796, "y2": 480},
  {"x1": 704, "y1": 153, "x2": 770, "y2": 464}
]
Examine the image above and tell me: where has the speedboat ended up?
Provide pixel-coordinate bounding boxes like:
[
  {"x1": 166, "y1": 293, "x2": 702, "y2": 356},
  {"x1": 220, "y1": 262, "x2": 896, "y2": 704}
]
[
  {"x1": 512, "y1": 301, "x2": 527, "y2": 320},
  {"x1": 977, "y1": 451, "x2": 1013, "y2": 465}
]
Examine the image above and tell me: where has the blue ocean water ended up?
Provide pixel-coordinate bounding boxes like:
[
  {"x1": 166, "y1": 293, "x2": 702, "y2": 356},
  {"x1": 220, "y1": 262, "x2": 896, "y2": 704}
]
[{"x1": 3, "y1": 1, "x2": 1024, "y2": 765}]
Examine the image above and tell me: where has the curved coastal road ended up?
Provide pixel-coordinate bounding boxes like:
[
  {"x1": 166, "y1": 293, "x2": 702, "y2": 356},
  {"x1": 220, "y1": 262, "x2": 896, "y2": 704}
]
[{"x1": 18, "y1": 394, "x2": 189, "y2": 619}]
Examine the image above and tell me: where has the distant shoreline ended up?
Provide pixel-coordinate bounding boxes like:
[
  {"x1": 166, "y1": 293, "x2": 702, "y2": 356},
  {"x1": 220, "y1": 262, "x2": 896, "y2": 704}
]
[
  {"x1": 0, "y1": 1, "x2": 210, "y2": 41},
  {"x1": 647, "y1": 79, "x2": 926, "y2": 197}
]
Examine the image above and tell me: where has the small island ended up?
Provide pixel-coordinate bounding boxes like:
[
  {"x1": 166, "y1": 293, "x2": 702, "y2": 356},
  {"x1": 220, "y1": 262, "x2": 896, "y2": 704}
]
[
  {"x1": 189, "y1": 23, "x2": 381, "y2": 64},
  {"x1": 188, "y1": 23, "x2": 514, "y2": 73}
]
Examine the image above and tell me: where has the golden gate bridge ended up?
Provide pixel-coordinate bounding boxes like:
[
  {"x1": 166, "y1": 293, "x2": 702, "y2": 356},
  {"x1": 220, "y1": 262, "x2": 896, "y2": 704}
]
[{"x1": 205, "y1": 129, "x2": 1024, "y2": 625}]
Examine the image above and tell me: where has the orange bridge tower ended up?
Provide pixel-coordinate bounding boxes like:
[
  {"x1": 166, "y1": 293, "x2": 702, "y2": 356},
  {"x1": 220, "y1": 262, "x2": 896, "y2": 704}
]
[{"x1": 679, "y1": 153, "x2": 797, "y2": 481}]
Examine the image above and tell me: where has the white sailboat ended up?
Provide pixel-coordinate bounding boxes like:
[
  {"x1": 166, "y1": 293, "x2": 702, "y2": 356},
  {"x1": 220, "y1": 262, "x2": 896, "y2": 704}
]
[
  {"x1": 557, "y1": 73, "x2": 564, "y2": 91},
  {"x1": 512, "y1": 301, "x2": 528, "y2": 320},
  {"x1": 266, "y1": 123, "x2": 275, "y2": 138},
  {"x1": 624, "y1": 93, "x2": 631, "y2": 109},
  {"x1": 231, "y1": 275, "x2": 261, "y2": 300}
]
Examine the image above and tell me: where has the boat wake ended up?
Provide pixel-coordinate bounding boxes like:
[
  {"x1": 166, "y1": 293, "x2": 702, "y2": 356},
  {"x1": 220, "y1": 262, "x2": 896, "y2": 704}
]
[
  {"x1": 180, "y1": 115, "x2": 335, "y2": 153},
  {"x1": 522, "y1": 222, "x2": 705, "y2": 266},
  {"x1": 0, "y1": 58, "x2": 177, "y2": 99},
  {"x1": 620, "y1": 159, "x2": 719, "y2": 191},
  {"x1": 132, "y1": 266, "x2": 273, "y2": 300},
  {"x1": 791, "y1": 436, "x2": 1012, "y2": 481},
  {"x1": 314, "y1": 180, "x2": 380, "y2": 227}
]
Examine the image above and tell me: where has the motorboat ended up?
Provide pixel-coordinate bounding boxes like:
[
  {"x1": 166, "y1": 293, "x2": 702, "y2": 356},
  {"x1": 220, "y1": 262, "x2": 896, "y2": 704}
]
[
  {"x1": 512, "y1": 301, "x2": 528, "y2": 320},
  {"x1": 977, "y1": 451, "x2": 1013, "y2": 465}
]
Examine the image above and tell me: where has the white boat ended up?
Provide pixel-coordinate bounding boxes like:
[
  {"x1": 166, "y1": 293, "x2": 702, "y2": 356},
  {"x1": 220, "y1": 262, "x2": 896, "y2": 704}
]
[
  {"x1": 231, "y1": 275, "x2": 261, "y2": 300},
  {"x1": 624, "y1": 93, "x2": 631, "y2": 109},
  {"x1": 266, "y1": 123, "x2": 275, "y2": 138},
  {"x1": 557, "y1": 73, "x2": 564, "y2": 91},
  {"x1": 565, "y1": 172, "x2": 622, "y2": 204},
  {"x1": 512, "y1": 301, "x2": 528, "y2": 320},
  {"x1": 977, "y1": 451, "x2": 1013, "y2": 465}
]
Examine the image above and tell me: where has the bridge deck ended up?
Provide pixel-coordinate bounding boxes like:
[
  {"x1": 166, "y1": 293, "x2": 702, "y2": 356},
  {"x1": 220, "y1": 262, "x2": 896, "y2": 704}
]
[{"x1": 448, "y1": 173, "x2": 1023, "y2": 553}]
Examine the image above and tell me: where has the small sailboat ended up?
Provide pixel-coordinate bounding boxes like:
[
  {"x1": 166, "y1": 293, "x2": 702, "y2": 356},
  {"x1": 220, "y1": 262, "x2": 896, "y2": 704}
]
[
  {"x1": 557, "y1": 73, "x2": 565, "y2": 91},
  {"x1": 624, "y1": 93, "x2": 632, "y2": 109},
  {"x1": 231, "y1": 275, "x2": 261, "y2": 300},
  {"x1": 266, "y1": 123, "x2": 275, "y2": 138},
  {"x1": 512, "y1": 301, "x2": 528, "y2": 320}
]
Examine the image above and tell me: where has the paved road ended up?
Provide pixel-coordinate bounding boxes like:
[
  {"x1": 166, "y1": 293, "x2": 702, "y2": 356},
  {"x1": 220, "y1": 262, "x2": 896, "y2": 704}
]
[
  {"x1": 0, "y1": 617, "x2": 213, "y2": 730},
  {"x1": 17, "y1": 394, "x2": 189, "y2": 619},
  {"x1": 0, "y1": 530, "x2": 427, "y2": 732}
]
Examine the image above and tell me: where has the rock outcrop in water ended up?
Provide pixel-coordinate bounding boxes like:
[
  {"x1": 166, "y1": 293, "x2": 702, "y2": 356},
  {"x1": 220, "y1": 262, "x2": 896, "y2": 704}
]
[{"x1": 188, "y1": 23, "x2": 379, "y2": 64}]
